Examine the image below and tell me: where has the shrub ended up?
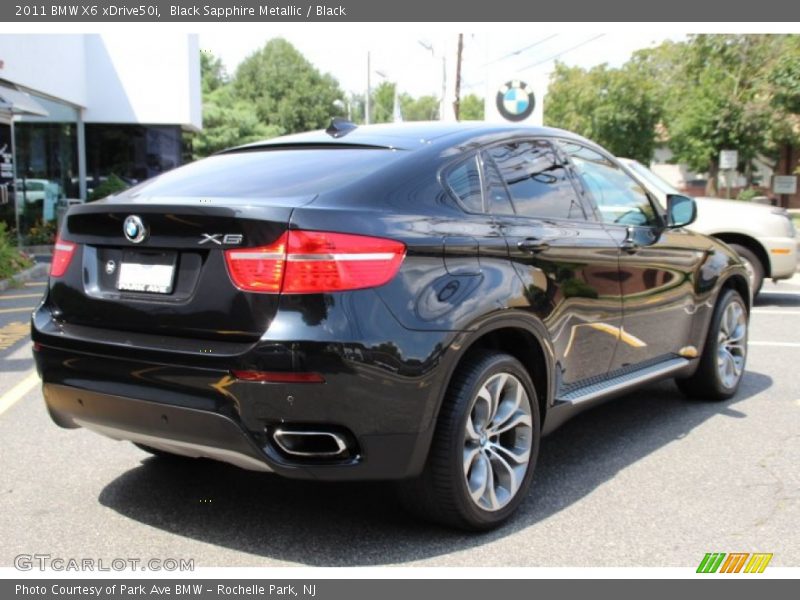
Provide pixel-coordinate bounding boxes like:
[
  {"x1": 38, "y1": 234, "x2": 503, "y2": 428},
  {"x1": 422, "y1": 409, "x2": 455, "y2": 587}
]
[
  {"x1": 25, "y1": 219, "x2": 57, "y2": 245},
  {"x1": 88, "y1": 174, "x2": 129, "y2": 201},
  {"x1": 0, "y1": 222, "x2": 34, "y2": 280},
  {"x1": 736, "y1": 187, "x2": 759, "y2": 202}
]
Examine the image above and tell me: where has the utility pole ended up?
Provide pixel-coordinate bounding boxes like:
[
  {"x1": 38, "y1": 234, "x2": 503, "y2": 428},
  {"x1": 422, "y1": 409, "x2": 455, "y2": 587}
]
[
  {"x1": 453, "y1": 33, "x2": 464, "y2": 121},
  {"x1": 365, "y1": 51, "x2": 371, "y2": 125}
]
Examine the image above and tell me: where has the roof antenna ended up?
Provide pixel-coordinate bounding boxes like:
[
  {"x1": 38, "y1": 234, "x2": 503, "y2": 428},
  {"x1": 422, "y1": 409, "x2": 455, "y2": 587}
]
[{"x1": 326, "y1": 117, "x2": 358, "y2": 138}]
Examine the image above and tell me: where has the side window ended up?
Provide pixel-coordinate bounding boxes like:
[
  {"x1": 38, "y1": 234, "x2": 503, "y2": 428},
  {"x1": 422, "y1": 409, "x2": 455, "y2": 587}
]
[
  {"x1": 558, "y1": 141, "x2": 659, "y2": 227},
  {"x1": 487, "y1": 140, "x2": 586, "y2": 221},
  {"x1": 481, "y1": 154, "x2": 515, "y2": 215},
  {"x1": 445, "y1": 155, "x2": 483, "y2": 213}
]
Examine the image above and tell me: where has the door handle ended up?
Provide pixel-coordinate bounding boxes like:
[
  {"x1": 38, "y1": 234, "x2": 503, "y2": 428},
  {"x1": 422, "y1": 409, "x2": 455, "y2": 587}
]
[
  {"x1": 621, "y1": 227, "x2": 639, "y2": 254},
  {"x1": 518, "y1": 238, "x2": 550, "y2": 254}
]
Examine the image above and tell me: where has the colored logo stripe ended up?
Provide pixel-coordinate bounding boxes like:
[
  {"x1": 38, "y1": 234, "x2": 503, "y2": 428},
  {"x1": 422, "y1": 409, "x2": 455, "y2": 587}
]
[
  {"x1": 697, "y1": 552, "x2": 773, "y2": 573},
  {"x1": 697, "y1": 553, "x2": 726, "y2": 573},
  {"x1": 744, "y1": 553, "x2": 773, "y2": 573}
]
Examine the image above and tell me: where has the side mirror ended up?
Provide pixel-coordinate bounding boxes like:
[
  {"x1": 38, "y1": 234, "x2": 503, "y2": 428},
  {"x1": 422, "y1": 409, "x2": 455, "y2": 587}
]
[{"x1": 666, "y1": 194, "x2": 697, "y2": 228}]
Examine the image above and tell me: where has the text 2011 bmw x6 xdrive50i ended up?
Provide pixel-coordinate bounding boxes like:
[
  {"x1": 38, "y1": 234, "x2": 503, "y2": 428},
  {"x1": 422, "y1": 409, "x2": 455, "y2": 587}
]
[{"x1": 33, "y1": 122, "x2": 750, "y2": 530}]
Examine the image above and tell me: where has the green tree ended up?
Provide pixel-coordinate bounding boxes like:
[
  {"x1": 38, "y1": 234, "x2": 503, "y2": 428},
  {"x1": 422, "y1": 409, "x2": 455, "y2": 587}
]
[
  {"x1": 544, "y1": 61, "x2": 662, "y2": 163},
  {"x1": 400, "y1": 94, "x2": 440, "y2": 121},
  {"x1": 233, "y1": 38, "x2": 344, "y2": 134},
  {"x1": 763, "y1": 36, "x2": 800, "y2": 181},
  {"x1": 371, "y1": 81, "x2": 396, "y2": 123},
  {"x1": 659, "y1": 35, "x2": 781, "y2": 195},
  {"x1": 459, "y1": 94, "x2": 484, "y2": 120},
  {"x1": 194, "y1": 85, "x2": 281, "y2": 158},
  {"x1": 200, "y1": 50, "x2": 227, "y2": 94}
]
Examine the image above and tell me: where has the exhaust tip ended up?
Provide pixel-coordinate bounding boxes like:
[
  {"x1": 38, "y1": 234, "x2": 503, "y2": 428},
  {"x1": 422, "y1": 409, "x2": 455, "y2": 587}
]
[{"x1": 272, "y1": 428, "x2": 349, "y2": 458}]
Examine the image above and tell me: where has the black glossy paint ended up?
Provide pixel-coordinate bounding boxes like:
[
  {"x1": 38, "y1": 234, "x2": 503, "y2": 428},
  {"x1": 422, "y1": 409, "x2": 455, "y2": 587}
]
[{"x1": 33, "y1": 122, "x2": 749, "y2": 480}]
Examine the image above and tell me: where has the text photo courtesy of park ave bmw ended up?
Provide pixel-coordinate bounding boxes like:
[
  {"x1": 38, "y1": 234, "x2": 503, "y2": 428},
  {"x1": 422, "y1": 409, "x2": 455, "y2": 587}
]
[{"x1": 0, "y1": 2, "x2": 799, "y2": 590}]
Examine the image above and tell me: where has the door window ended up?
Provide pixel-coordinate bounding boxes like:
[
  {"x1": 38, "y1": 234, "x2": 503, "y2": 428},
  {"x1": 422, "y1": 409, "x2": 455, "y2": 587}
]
[
  {"x1": 558, "y1": 141, "x2": 659, "y2": 227},
  {"x1": 486, "y1": 140, "x2": 586, "y2": 221}
]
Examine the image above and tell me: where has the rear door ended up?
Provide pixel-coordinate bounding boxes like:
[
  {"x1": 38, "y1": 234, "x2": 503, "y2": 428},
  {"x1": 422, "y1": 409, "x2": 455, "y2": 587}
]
[
  {"x1": 558, "y1": 140, "x2": 703, "y2": 371},
  {"x1": 483, "y1": 139, "x2": 623, "y2": 389}
]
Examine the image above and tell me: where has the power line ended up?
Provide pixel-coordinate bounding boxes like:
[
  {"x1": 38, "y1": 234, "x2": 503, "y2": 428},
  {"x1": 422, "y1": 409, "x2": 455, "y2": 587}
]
[
  {"x1": 518, "y1": 34, "x2": 606, "y2": 71},
  {"x1": 460, "y1": 33, "x2": 606, "y2": 94},
  {"x1": 480, "y1": 34, "x2": 560, "y2": 67}
]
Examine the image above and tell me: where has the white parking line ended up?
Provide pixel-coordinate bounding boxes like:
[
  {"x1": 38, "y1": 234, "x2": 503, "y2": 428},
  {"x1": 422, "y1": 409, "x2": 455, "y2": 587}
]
[
  {"x1": 0, "y1": 370, "x2": 39, "y2": 417},
  {"x1": 749, "y1": 341, "x2": 800, "y2": 348},
  {"x1": 752, "y1": 309, "x2": 800, "y2": 315},
  {"x1": 759, "y1": 290, "x2": 800, "y2": 296}
]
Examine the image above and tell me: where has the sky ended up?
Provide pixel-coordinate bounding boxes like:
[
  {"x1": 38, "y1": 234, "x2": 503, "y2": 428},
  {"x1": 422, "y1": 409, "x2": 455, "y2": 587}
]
[{"x1": 199, "y1": 29, "x2": 686, "y2": 101}]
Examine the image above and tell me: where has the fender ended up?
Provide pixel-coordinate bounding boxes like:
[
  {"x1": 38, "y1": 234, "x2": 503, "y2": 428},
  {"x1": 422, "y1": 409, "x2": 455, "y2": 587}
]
[{"x1": 406, "y1": 309, "x2": 557, "y2": 476}]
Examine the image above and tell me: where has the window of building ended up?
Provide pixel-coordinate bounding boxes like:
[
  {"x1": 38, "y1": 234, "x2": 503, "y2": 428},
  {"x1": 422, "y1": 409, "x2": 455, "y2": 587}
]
[{"x1": 85, "y1": 124, "x2": 185, "y2": 197}]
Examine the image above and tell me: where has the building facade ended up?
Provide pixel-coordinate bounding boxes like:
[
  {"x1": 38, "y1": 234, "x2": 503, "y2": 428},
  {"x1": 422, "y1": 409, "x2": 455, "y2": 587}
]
[{"x1": 0, "y1": 34, "x2": 201, "y2": 244}]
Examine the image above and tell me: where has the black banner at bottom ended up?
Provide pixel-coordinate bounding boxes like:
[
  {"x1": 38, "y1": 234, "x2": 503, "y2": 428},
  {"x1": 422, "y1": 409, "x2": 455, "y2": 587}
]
[{"x1": 2, "y1": 579, "x2": 797, "y2": 600}]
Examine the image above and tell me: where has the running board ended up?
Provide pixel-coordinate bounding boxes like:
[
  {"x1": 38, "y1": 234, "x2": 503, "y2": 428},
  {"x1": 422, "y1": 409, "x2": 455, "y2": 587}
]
[{"x1": 557, "y1": 357, "x2": 691, "y2": 405}]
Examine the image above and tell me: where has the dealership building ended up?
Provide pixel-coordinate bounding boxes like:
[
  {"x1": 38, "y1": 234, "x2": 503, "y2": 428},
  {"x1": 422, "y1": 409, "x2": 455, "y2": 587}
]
[{"x1": 0, "y1": 34, "x2": 201, "y2": 244}]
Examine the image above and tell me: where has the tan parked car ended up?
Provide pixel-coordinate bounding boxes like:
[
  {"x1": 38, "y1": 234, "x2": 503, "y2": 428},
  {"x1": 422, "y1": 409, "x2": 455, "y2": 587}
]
[{"x1": 619, "y1": 158, "x2": 798, "y2": 296}]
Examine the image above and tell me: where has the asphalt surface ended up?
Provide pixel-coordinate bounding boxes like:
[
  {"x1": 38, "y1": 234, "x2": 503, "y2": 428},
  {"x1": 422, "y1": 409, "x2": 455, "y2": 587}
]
[{"x1": 0, "y1": 273, "x2": 798, "y2": 568}]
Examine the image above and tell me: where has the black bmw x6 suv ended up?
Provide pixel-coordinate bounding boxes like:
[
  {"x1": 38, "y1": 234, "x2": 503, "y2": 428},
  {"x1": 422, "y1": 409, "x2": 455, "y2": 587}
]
[{"x1": 33, "y1": 122, "x2": 750, "y2": 530}]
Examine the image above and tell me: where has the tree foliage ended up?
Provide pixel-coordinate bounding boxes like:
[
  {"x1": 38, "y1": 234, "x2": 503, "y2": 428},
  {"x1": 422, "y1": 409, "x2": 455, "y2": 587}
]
[
  {"x1": 545, "y1": 35, "x2": 800, "y2": 195},
  {"x1": 459, "y1": 94, "x2": 484, "y2": 120},
  {"x1": 657, "y1": 35, "x2": 783, "y2": 194},
  {"x1": 233, "y1": 38, "x2": 344, "y2": 135},
  {"x1": 544, "y1": 61, "x2": 662, "y2": 163},
  {"x1": 200, "y1": 50, "x2": 227, "y2": 94},
  {"x1": 401, "y1": 94, "x2": 440, "y2": 121},
  {"x1": 194, "y1": 85, "x2": 281, "y2": 158}
]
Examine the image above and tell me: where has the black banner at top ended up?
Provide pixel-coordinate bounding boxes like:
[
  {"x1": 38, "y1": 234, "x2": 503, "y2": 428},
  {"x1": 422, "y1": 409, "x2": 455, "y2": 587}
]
[{"x1": 3, "y1": 0, "x2": 800, "y2": 22}]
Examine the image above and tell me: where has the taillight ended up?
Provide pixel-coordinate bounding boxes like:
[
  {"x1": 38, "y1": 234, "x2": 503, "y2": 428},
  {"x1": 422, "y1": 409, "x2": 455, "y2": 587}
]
[
  {"x1": 224, "y1": 233, "x2": 288, "y2": 293},
  {"x1": 224, "y1": 230, "x2": 405, "y2": 294},
  {"x1": 50, "y1": 237, "x2": 76, "y2": 277}
]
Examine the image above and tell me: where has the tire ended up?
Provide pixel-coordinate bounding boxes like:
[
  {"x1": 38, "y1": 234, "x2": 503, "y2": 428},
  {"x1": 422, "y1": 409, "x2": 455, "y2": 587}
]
[
  {"x1": 728, "y1": 243, "x2": 764, "y2": 298},
  {"x1": 398, "y1": 351, "x2": 541, "y2": 530},
  {"x1": 676, "y1": 288, "x2": 748, "y2": 401}
]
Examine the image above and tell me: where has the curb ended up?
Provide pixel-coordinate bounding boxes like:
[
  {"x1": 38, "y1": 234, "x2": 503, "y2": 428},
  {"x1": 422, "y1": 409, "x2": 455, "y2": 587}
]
[{"x1": 0, "y1": 263, "x2": 49, "y2": 292}]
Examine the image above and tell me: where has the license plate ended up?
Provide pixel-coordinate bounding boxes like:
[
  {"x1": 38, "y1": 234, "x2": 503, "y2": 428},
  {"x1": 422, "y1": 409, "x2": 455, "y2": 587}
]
[{"x1": 117, "y1": 260, "x2": 175, "y2": 294}]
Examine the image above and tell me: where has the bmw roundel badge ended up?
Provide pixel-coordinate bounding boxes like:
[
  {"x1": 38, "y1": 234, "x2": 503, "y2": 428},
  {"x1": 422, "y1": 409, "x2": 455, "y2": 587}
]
[
  {"x1": 496, "y1": 80, "x2": 535, "y2": 122},
  {"x1": 123, "y1": 215, "x2": 147, "y2": 244}
]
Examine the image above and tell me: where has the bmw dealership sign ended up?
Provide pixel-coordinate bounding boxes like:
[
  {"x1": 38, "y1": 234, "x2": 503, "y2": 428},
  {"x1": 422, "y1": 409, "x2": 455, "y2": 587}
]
[
  {"x1": 496, "y1": 80, "x2": 535, "y2": 121},
  {"x1": 485, "y1": 78, "x2": 544, "y2": 125}
]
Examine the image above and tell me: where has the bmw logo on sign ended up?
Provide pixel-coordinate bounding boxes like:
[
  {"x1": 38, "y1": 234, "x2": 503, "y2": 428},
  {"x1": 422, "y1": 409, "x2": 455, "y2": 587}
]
[
  {"x1": 123, "y1": 215, "x2": 147, "y2": 244},
  {"x1": 496, "y1": 80, "x2": 535, "y2": 122}
]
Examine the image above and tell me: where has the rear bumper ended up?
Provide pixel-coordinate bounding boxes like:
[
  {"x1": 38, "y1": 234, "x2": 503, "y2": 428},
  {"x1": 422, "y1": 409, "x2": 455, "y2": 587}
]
[
  {"x1": 44, "y1": 383, "x2": 273, "y2": 472},
  {"x1": 38, "y1": 372, "x2": 433, "y2": 481},
  {"x1": 32, "y1": 302, "x2": 453, "y2": 481}
]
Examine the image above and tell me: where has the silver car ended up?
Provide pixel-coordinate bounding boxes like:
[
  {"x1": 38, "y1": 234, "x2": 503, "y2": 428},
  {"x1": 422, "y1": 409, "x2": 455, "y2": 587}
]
[{"x1": 619, "y1": 158, "x2": 798, "y2": 296}]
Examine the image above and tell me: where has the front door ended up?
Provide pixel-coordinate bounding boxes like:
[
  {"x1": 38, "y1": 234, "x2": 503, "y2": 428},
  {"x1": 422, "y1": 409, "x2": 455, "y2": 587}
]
[
  {"x1": 559, "y1": 141, "x2": 703, "y2": 371},
  {"x1": 482, "y1": 139, "x2": 623, "y2": 389}
]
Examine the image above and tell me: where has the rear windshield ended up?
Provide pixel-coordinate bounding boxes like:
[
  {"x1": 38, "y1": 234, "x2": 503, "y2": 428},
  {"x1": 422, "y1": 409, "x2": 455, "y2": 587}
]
[{"x1": 127, "y1": 148, "x2": 404, "y2": 199}]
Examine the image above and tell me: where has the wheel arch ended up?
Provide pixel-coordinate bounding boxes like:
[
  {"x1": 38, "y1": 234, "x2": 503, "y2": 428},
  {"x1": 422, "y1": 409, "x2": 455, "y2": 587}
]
[
  {"x1": 712, "y1": 232, "x2": 771, "y2": 278},
  {"x1": 433, "y1": 314, "x2": 556, "y2": 436}
]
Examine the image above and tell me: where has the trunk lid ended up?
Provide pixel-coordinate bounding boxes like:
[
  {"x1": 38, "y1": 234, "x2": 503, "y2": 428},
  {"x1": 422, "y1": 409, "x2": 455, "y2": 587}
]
[{"x1": 50, "y1": 196, "x2": 313, "y2": 342}]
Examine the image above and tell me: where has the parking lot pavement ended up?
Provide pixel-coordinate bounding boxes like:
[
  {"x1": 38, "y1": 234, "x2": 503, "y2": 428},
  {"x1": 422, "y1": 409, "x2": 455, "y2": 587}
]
[
  {"x1": 0, "y1": 278, "x2": 44, "y2": 401},
  {"x1": 0, "y1": 276, "x2": 798, "y2": 568}
]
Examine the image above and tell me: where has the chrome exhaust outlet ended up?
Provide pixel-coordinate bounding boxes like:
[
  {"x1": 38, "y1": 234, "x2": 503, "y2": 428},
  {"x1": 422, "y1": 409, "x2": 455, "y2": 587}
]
[{"x1": 272, "y1": 428, "x2": 349, "y2": 458}]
